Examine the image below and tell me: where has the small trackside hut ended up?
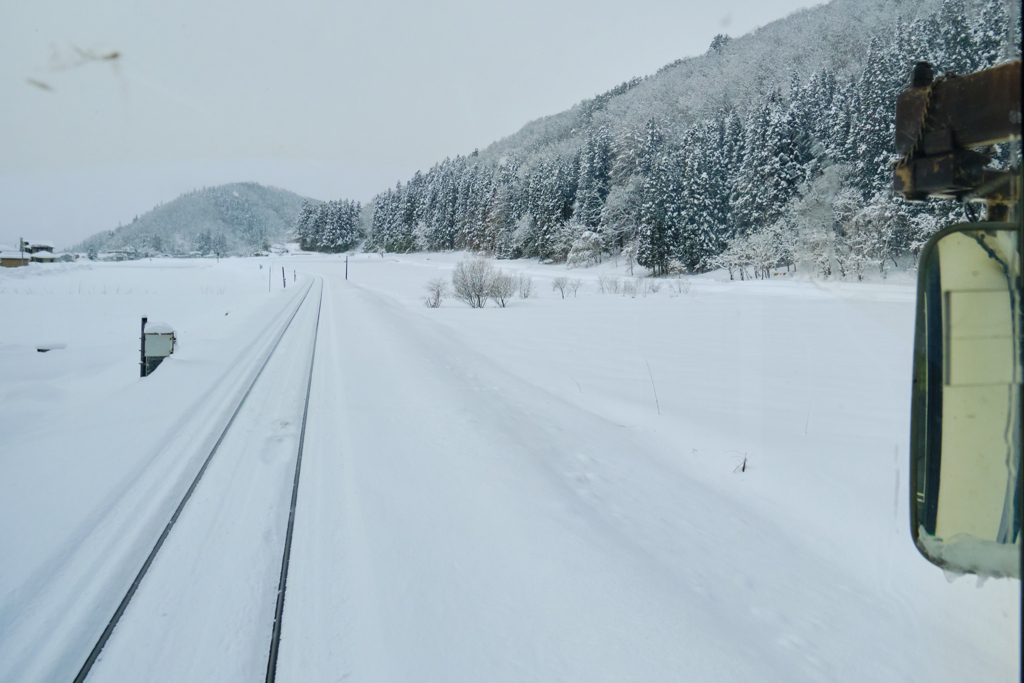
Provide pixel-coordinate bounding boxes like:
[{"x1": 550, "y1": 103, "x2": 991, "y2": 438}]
[{"x1": 141, "y1": 318, "x2": 176, "y2": 376}]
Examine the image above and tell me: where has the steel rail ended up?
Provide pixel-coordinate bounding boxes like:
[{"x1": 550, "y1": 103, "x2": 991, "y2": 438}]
[
  {"x1": 73, "y1": 277, "x2": 317, "y2": 683},
  {"x1": 265, "y1": 277, "x2": 324, "y2": 683}
]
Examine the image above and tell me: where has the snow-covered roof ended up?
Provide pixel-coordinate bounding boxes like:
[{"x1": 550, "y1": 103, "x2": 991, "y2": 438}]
[
  {"x1": 145, "y1": 322, "x2": 175, "y2": 334},
  {"x1": 27, "y1": 240, "x2": 55, "y2": 249},
  {"x1": 30, "y1": 250, "x2": 56, "y2": 259},
  {"x1": 0, "y1": 245, "x2": 16, "y2": 253}
]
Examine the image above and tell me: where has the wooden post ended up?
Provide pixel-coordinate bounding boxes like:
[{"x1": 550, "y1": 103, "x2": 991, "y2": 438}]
[
  {"x1": 140, "y1": 317, "x2": 148, "y2": 377},
  {"x1": 345, "y1": 255, "x2": 348, "y2": 280},
  {"x1": 282, "y1": 266, "x2": 286, "y2": 288},
  {"x1": 269, "y1": 261, "x2": 272, "y2": 292},
  {"x1": 293, "y1": 269, "x2": 296, "y2": 283}
]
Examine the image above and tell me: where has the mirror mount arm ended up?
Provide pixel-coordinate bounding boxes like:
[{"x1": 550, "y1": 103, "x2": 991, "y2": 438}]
[{"x1": 893, "y1": 61, "x2": 1022, "y2": 221}]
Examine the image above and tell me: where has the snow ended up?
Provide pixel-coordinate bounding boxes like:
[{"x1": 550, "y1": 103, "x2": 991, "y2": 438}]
[
  {"x1": 0, "y1": 254, "x2": 1019, "y2": 683},
  {"x1": 0, "y1": 258, "x2": 305, "y2": 681},
  {"x1": 86, "y1": 280, "x2": 322, "y2": 683},
  {"x1": 918, "y1": 529, "x2": 1022, "y2": 579},
  {"x1": 144, "y1": 321, "x2": 175, "y2": 334}
]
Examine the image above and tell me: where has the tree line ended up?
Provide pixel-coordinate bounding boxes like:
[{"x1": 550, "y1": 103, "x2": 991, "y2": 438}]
[
  {"x1": 318, "y1": 0, "x2": 1018, "y2": 280},
  {"x1": 295, "y1": 199, "x2": 363, "y2": 253}
]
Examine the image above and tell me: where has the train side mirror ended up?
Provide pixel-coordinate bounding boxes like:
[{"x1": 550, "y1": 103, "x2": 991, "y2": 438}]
[{"x1": 910, "y1": 223, "x2": 1022, "y2": 578}]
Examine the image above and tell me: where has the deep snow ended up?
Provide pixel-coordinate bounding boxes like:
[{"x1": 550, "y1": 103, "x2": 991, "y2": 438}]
[
  {"x1": 0, "y1": 254, "x2": 1019, "y2": 682},
  {"x1": 0, "y1": 259, "x2": 307, "y2": 680}
]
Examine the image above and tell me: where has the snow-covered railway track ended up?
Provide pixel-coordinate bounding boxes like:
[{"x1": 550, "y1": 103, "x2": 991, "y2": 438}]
[
  {"x1": 263, "y1": 280, "x2": 322, "y2": 683},
  {"x1": 73, "y1": 278, "x2": 324, "y2": 683}
]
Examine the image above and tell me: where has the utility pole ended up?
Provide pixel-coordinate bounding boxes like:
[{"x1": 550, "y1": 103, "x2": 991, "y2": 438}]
[
  {"x1": 345, "y1": 254, "x2": 348, "y2": 280},
  {"x1": 282, "y1": 266, "x2": 286, "y2": 289}
]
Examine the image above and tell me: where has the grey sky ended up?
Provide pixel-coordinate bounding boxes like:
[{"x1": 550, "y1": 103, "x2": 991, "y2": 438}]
[{"x1": 1, "y1": 0, "x2": 812, "y2": 248}]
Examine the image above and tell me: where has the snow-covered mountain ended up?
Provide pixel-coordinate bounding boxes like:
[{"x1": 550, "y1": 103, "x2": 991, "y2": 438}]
[
  {"x1": 362, "y1": 0, "x2": 1017, "y2": 280},
  {"x1": 74, "y1": 182, "x2": 316, "y2": 256}
]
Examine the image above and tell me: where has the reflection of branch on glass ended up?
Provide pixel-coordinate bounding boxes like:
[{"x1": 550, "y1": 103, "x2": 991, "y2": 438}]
[
  {"x1": 25, "y1": 78, "x2": 54, "y2": 92},
  {"x1": 75, "y1": 46, "x2": 120, "y2": 62},
  {"x1": 32, "y1": 44, "x2": 125, "y2": 96},
  {"x1": 969, "y1": 232, "x2": 1013, "y2": 278},
  {"x1": 49, "y1": 44, "x2": 121, "y2": 71}
]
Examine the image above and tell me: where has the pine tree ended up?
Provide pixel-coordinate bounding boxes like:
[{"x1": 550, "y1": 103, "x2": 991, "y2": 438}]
[
  {"x1": 732, "y1": 91, "x2": 800, "y2": 234},
  {"x1": 574, "y1": 128, "x2": 612, "y2": 228},
  {"x1": 731, "y1": 96, "x2": 771, "y2": 234},
  {"x1": 850, "y1": 35, "x2": 903, "y2": 193},
  {"x1": 975, "y1": 0, "x2": 1008, "y2": 68},
  {"x1": 676, "y1": 121, "x2": 728, "y2": 272},
  {"x1": 938, "y1": 0, "x2": 979, "y2": 75},
  {"x1": 824, "y1": 85, "x2": 852, "y2": 164},
  {"x1": 721, "y1": 109, "x2": 745, "y2": 238},
  {"x1": 637, "y1": 149, "x2": 678, "y2": 276},
  {"x1": 295, "y1": 201, "x2": 317, "y2": 251},
  {"x1": 533, "y1": 156, "x2": 578, "y2": 261}
]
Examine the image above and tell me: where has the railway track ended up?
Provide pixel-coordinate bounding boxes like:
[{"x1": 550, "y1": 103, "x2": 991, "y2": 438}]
[
  {"x1": 74, "y1": 277, "x2": 324, "y2": 683},
  {"x1": 264, "y1": 281, "x2": 322, "y2": 683}
]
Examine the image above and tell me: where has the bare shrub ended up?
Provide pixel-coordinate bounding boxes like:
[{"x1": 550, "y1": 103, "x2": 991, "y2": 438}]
[
  {"x1": 552, "y1": 276, "x2": 569, "y2": 299},
  {"x1": 668, "y1": 278, "x2": 693, "y2": 295},
  {"x1": 423, "y1": 277, "x2": 449, "y2": 308},
  {"x1": 452, "y1": 257, "x2": 495, "y2": 308},
  {"x1": 517, "y1": 273, "x2": 533, "y2": 298},
  {"x1": 598, "y1": 274, "x2": 621, "y2": 294},
  {"x1": 489, "y1": 270, "x2": 516, "y2": 308},
  {"x1": 568, "y1": 278, "x2": 582, "y2": 297},
  {"x1": 618, "y1": 277, "x2": 656, "y2": 298},
  {"x1": 633, "y1": 277, "x2": 659, "y2": 297}
]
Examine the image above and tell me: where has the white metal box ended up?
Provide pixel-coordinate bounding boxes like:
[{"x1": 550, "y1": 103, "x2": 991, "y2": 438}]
[{"x1": 144, "y1": 332, "x2": 175, "y2": 357}]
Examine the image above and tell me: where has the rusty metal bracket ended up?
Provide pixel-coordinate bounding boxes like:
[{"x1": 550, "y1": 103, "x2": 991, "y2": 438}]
[{"x1": 894, "y1": 60, "x2": 1021, "y2": 214}]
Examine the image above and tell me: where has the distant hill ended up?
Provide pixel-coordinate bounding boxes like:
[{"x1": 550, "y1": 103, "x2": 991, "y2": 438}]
[{"x1": 74, "y1": 182, "x2": 317, "y2": 256}]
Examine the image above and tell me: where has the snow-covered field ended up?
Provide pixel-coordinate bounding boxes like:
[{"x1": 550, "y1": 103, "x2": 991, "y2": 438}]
[{"x1": 0, "y1": 255, "x2": 1018, "y2": 682}]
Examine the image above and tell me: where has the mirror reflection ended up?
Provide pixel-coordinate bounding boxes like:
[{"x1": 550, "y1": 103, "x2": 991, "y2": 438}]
[{"x1": 912, "y1": 225, "x2": 1021, "y2": 578}]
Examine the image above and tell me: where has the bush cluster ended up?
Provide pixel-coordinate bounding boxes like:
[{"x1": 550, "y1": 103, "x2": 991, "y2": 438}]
[{"x1": 426, "y1": 257, "x2": 527, "y2": 309}]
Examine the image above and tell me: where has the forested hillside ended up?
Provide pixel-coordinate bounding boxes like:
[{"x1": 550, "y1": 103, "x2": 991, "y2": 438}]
[
  {"x1": 75, "y1": 183, "x2": 313, "y2": 257},
  {"x1": 361, "y1": 0, "x2": 1018, "y2": 279},
  {"x1": 294, "y1": 199, "x2": 363, "y2": 253}
]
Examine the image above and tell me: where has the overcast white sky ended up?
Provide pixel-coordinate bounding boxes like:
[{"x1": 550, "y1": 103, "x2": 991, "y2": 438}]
[{"x1": 0, "y1": 0, "x2": 813, "y2": 248}]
